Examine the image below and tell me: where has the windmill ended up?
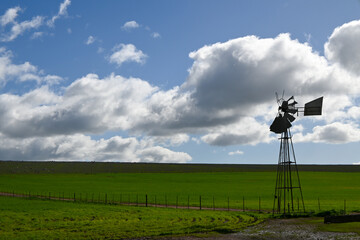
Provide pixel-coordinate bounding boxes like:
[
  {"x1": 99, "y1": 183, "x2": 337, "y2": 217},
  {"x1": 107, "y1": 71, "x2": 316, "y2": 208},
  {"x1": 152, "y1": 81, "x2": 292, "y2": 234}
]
[{"x1": 270, "y1": 92, "x2": 323, "y2": 215}]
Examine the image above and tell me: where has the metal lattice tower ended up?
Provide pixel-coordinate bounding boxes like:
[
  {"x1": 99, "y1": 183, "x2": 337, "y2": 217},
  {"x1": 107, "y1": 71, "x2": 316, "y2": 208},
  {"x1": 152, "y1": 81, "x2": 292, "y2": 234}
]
[{"x1": 273, "y1": 129, "x2": 305, "y2": 215}]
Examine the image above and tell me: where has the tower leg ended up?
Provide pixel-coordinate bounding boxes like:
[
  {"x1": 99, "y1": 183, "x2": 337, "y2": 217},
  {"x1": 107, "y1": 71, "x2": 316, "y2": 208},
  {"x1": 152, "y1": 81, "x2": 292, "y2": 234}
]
[{"x1": 273, "y1": 129, "x2": 305, "y2": 215}]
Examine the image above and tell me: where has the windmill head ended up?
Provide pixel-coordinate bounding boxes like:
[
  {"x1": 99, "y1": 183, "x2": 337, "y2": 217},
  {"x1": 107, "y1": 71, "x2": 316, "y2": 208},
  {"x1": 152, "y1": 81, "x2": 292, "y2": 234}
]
[
  {"x1": 270, "y1": 95, "x2": 298, "y2": 134},
  {"x1": 270, "y1": 94, "x2": 324, "y2": 134}
]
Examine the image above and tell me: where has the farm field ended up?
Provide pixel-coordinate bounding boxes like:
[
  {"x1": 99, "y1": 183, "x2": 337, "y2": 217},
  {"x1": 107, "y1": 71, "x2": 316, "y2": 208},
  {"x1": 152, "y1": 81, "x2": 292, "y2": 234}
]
[
  {"x1": 1, "y1": 162, "x2": 360, "y2": 239},
  {"x1": 0, "y1": 196, "x2": 264, "y2": 239},
  {"x1": 1, "y1": 171, "x2": 360, "y2": 212}
]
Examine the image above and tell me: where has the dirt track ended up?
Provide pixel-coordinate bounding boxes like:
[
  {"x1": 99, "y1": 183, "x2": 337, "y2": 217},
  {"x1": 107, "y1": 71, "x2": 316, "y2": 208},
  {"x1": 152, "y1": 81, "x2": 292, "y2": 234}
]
[{"x1": 165, "y1": 218, "x2": 360, "y2": 240}]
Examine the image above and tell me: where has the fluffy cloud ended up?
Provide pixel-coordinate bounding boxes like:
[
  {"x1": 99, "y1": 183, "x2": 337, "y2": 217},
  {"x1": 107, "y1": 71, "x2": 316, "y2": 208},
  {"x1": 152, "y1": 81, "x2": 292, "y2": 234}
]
[
  {"x1": 122, "y1": 21, "x2": 139, "y2": 30},
  {"x1": 137, "y1": 146, "x2": 191, "y2": 163},
  {"x1": 325, "y1": 19, "x2": 360, "y2": 76},
  {"x1": 0, "y1": 133, "x2": 191, "y2": 162},
  {"x1": 201, "y1": 118, "x2": 273, "y2": 146},
  {"x1": 47, "y1": 0, "x2": 71, "y2": 27},
  {"x1": 0, "y1": 48, "x2": 62, "y2": 85},
  {"x1": 228, "y1": 150, "x2": 244, "y2": 156},
  {"x1": 0, "y1": 73, "x2": 155, "y2": 138},
  {"x1": 151, "y1": 32, "x2": 161, "y2": 39},
  {"x1": 85, "y1": 35, "x2": 95, "y2": 45},
  {"x1": 0, "y1": 9, "x2": 44, "y2": 42},
  {"x1": 109, "y1": 44, "x2": 147, "y2": 67},
  {"x1": 294, "y1": 122, "x2": 360, "y2": 144},
  {"x1": 0, "y1": 6, "x2": 21, "y2": 26}
]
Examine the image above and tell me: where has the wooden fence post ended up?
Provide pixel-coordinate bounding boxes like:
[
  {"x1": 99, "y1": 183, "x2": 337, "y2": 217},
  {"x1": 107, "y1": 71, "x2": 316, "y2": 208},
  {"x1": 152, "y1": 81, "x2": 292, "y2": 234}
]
[
  {"x1": 243, "y1": 196, "x2": 245, "y2": 212},
  {"x1": 199, "y1": 195, "x2": 202, "y2": 210},
  {"x1": 227, "y1": 196, "x2": 230, "y2": 211},
  {"x1": 259, "y1": 197, "x2": 261, "y2": 212}
]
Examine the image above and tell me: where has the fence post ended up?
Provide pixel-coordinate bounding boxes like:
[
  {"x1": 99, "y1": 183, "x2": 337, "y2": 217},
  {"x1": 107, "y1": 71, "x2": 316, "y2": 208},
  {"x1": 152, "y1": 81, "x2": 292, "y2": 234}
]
[
  {"x1": 146, "y1": 194, "x2": 148, "y2": 207},
  {"x1": 227, "y1": 196, "x2": 229, "y2": 211},
  {"x1": 259, "y1": 197, "x2": 261, "y2": 212},
  {"x1": 318, "y1": 197, "x2": 321, "y2": 211},
  {"x1": 74, "y1": 192, "x2": 76, "y2": 202},
  {"x1": 199, "y1": 195, "x2": 202, "y2": 210},
  {"x1": 243, "y1": 196, "x2": 245, "y2": 212}
]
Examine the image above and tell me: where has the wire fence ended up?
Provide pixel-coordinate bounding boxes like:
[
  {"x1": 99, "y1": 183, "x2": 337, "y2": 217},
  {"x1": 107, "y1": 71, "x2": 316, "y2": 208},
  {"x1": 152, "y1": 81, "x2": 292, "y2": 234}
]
[{"x1": 0, "y1": 190, "x2": 357, "y2": 215}]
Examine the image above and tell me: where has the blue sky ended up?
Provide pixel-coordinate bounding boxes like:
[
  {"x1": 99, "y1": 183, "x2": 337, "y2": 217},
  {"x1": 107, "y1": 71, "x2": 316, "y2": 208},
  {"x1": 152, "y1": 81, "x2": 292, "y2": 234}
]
[{"x1": 1, "y1": 0, "x2": 360, "y2": 164}]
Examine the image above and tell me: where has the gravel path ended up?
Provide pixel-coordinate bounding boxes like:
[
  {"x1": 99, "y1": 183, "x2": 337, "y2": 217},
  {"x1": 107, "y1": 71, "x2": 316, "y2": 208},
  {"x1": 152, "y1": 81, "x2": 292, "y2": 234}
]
[{"x1": 163, "y1": 218, "x2": 360, "y2": 240}]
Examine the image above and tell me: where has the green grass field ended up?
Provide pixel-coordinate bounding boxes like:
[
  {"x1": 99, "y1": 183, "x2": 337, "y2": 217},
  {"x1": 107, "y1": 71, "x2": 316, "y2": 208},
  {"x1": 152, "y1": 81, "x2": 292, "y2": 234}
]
[
  {"x1": 0, "y1": 196, "x2": 264, "y2": 239},
  {"x1": 0, "y1": 171, "x2": 360, "y2": 212},
  {"x1": 1, "y1": 162, "x2": 360, "y2": 239}
]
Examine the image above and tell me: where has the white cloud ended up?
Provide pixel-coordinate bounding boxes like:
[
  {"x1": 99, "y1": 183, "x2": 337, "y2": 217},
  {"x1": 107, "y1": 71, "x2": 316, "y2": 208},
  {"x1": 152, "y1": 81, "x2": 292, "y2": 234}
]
[
  {"x1": 0, "y1": 6, "x2": 21, "y2": 26},
  {"x1": 325, "y1": 19, "x2": 360, "y2": 76},
  {"x1": 1, "y1": 15, "x2": 44, "y2": 42},
  {"x1": 201, "y1": 118, "x2": 273, "y2": 146},
  {"x1": 47, "y1": 0, "x2": 71, "y2": 27},
  {"x1": 294, "y1": 122, "x2": 360, "y2": 144},
  {"x1": 151, "y1": 32, "x2": 161, "y2": 39},
  {"x1": 109, "y1": 44, "x2": 147, "y2": 67},
  {"x1": 228, "y1": 150, "x2": 244, "y2": 156},
  {"x1": 137, "y1": 146, "x2": 191, "y2": 163},
  {"x1": 0, "y1": 133, "x2": 191, "y2": 162},
  {"x1": 67, "y1": 28, "x2": 72, "y2": 34},
  {"x1": 31, "y1": 31, "x2": 44, "y2": 39},
  {"x1": 0, "y1": 48, "x2": 62, "y2": 85},
  {"x1": 85, "y1": 35, "x2": 95, "y2": 45},
  {"x1": 122, "y1": 20, "x2": 139, "y2": 30}
]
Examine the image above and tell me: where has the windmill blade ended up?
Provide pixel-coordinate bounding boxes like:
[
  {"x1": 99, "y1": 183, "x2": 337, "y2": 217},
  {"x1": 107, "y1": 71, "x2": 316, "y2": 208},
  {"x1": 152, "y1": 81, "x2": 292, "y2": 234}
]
[
  {"x1": 285, "y1": 113, "x2": 296, "y2": 122},
  {"x1": 270, "y1": 116, "x2": 291, "y2": 133},
  {"x1": 304, "y1": 97, "x2": 323, "y2": 116},
  {"x1": 287, "y1": 96, "x2": 294, "y2": 101}
]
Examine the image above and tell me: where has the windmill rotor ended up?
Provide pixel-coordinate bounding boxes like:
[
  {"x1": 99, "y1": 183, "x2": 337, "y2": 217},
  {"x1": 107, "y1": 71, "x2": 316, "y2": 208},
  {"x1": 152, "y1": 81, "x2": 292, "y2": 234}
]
[{"x1": 270, "y1": 94, "x2": 298, "y2": 134}]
